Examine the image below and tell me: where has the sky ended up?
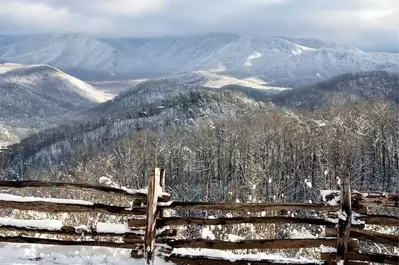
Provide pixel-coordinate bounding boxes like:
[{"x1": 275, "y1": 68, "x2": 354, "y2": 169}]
[{"x1": 0, "y1": 0, "x2": 398, "y2": 52}]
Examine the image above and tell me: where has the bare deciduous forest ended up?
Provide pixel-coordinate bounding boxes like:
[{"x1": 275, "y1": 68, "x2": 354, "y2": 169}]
[{"x1": 9, "y1": 100, "x2": 397, "y2": 205}]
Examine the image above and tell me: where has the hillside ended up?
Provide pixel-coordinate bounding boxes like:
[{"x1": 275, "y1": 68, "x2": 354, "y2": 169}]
[
  {"x1": 0, "y1": 63, "x2": 112, "y2": 118},
  {"x1": 7, "y1": 70, "x2": 399, "y2": 168},
  {"x1": 0, "y1": 63, "x2": 112, "y2": 145},
  {"x1": 8, "y1": 80, "x2": 268, "y2": 171},
  {"x1": 90, "y1": 79, "x2": 147, "y2": 95},
  {"x1": 1, "y1": 33, "x2": 398, "y2": 86},
  {"x1": 165, "y1": 70, "x2": 289, "y2": 91},
  {"x1": 270, "y1": 71, "x2": 399, "y2": 108},
  {"x1": 90, "y1": 71, "x2": 288, "y2": 96}
]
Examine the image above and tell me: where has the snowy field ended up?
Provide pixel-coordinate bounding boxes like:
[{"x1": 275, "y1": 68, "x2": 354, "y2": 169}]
[
  {"x1": 0, "y1": 243, "x2": 324, "y2": 265},
  {"x1": 0, "y1": 244, "x2": 161, "y2": 265}
]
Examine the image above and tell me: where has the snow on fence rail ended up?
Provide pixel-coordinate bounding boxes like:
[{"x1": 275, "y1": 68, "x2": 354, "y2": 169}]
[
  {"x1": 0, "y1": 217, "x2": 167, "y2": 238},
  {"x1": 0, "y1": 180, "x2": 171, "y2": 202},
  {"x1": 0, "y1": 192, "x2": 146, "y2": 215},
  {"x1": 0, "y1": 168, "x2": 398, "y2": 265},
  {"x1": 321, "y1": 189, "x2": 399, "y2": 208}
]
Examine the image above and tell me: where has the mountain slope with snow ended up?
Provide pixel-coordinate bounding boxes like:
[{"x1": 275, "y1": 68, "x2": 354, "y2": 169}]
[
  {"x1": 90, "y1": 70, "x2": 289, "y2": 96},
  {"x1": 165, "y1": 70, "x2": 289, "y2": 91},
  {"x1": 270, "y1": 71, "x2": 399, "y2": 108},
  {"x1": 0, "y1": 63, "x2": 112, "y2": 145},
  {"x1": 194, "y1": 36, "x2": 398, "y2": 86},
  {"x1": 0, "y1": 34, "x2": 129, "y2": 75},
  {"x1": 0, "y1": 33, "x2": 397, "y2": 85},
  {"x1": 0, "y1": 63, "x2": 112, "y2": 119},
  {"x1": 10, "y1": 80, "x2": 268, "y2": 168}
]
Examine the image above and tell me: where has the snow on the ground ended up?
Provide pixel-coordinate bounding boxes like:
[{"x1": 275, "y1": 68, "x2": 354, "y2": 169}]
[
  {"x1": 0, "y1": 244, "x2": 171, "y2": 265},
  {"x1": 173, "y1": 248, "x2": 323, "y2": 264},
  {"x1": 0, "y1": 243, "x2": 323, "y2": 265}
]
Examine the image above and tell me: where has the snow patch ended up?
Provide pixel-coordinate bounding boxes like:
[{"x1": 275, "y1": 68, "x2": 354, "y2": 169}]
[
  {"x1": 304, "y1": 179, "x2": 312, "y2": 188},
  {"x1": 96, "y1": 223, "x2": 135, "y2": 235},
  {"x1": 245, "y1": 52, "x2": 262, "y2": 66},
  {"x1": 0, "y1": 244, "x2": 168, "y2": 265},
  {"x1": 0, "y1": 193, "x2": 93, "y2": 205},
  {"x1": 320, "y1": 245, "x2": 336, "y2": 253},
  {"x1": 172, "y1": 248, "x2": 323, "y2": 264},
  {"x1": 320, "y1": 190, "x2": 340, "y2": 206},
  {"x1": 0, "y1": 218, "x2": 63, "y2": 231}
]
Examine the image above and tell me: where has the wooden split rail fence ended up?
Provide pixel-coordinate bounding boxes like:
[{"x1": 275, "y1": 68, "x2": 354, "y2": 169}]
[{"x1": 0, "y1": 168, "x2": 397, "y2": 264}]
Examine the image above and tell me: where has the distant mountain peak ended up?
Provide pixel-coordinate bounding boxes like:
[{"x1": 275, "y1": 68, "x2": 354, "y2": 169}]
[{"x1": 0, "y1": 33, "x2": 398, "y2": 85}]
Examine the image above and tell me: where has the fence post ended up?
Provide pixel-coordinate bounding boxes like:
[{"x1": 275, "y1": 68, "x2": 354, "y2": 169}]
[
  {"x1": 159, "y1": 169, "x2": 166, "y2": 218},
  {"x1": 145, "y1": 168, "x2": 160, "y2": 264},
  {"x1": 336, "y1": 174, "x2": 352, "y2": 264}
]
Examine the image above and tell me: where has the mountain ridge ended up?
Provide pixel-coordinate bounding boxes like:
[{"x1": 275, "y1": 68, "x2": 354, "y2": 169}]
[
  {"x1": 270, "y1": 71, "x2": 399, "y2": 108},
  {"x1": 0, "y1": 63, "x2": 112, "y2": 145},
  {"x1": 7, "y1": 80, "x2": 268, "y2": 171},
  {"x1": 0, "y1": 33, "x2": 397, "y2": 86}
]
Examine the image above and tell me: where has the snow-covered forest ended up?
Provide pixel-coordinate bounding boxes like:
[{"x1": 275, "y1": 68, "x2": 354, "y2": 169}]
[{"x1": 8, "y1": 100, "x2": 397, "y2": 202}]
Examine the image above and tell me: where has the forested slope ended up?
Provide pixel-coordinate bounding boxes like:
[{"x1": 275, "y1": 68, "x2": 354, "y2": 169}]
[
  {"x1": 6, "y1": 100, "x2": 398, "y2": 204},
  {"x1": 271, "y1": 71, "x2": 399, "y2": 108}
]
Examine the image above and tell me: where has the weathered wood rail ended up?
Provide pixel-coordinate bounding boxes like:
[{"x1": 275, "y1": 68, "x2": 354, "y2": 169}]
[
  {"x1": 0, "y1": 169, "x2": 397, "y2": 265},
  {"x1": 0, "y1": 180, "x2": 171, "y2": 201}
]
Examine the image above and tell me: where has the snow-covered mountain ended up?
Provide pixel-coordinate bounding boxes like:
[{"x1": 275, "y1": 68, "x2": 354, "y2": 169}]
[
  {"x1": 165, "y1": 71, "x2": 288, "y2": 91},
  {"x1": 91, "y1": 71, "x2": 288, "y2": 96},
  {"x1": 90, "y1": 79, "x2": 148, "y2": 95},
  {"x1": 0, "y1": 63, "x2": 112, "y2": 145},
  {"x1": 0, "y1": 34, "x2": 128, "y2": 75},
  {"x1": 0, "y1": 33, "x2": 397, "y2": 85},
  {"x1": 11, "y1": 80, "x2": 268, "y2": 168},
  {"x1": 0, "y1": 63, "x2": 112, "y2": 118},
  {"x1": 271, "y1": 71, "x2": 399, "y2": 108}
]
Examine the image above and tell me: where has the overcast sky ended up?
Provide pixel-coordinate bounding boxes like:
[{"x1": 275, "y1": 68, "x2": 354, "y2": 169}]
[{"x1": 0, "y1": 0, "x2": 398, "y2": 52}]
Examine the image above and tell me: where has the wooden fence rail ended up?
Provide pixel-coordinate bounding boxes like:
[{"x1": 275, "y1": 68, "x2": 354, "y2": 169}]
[
  {"x1": 131, "y1": 216, "x2": 339, "y2": 227},
  {"x1": 0, "y1": 199, "x2": 146, "y2": 215},
  {"x1": 0, "y1": 236, "x2": 143, "y2": 249},
  {"x1": 159, "y1": 201, "x2": 341, "y2": 211},
  {"x1": 0, "y1": 168, "x2": 397, "y2": 265},
  {"x1": 324, "y1": 190, "x2": 399, "y2": 208},
  {"x1": 0, "y1": 180, "x2": 171, "y2": 201},
  {"x1": 321, "y1": 252, "x2": 399, "y2": 265},
  {"x1": 128, "y1": 213, "x2": 398, "y2": 227}
]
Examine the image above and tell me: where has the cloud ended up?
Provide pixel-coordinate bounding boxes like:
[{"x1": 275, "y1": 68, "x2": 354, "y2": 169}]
[
  {"x1": 42, "y1": 0, "x2": 165, "y2": 17},
  {"x1": 0, "y1": 0, "x2": 397, "y2": 51},
  {"x1": 0, "y1": 1, "x2": 111, "y2": 34}
]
